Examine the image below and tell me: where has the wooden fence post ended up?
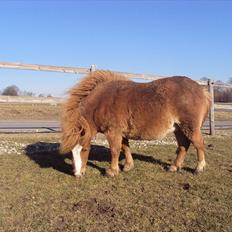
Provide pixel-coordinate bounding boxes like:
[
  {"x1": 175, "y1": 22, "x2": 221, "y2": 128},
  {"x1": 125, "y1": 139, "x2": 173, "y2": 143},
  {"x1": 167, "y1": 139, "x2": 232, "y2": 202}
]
[
  {"x1": 90, "y1": 64, "x2": 97, "y2": 72},
  {"x1": 208, "y1": 79, "x2": 215, "y2": 135}
]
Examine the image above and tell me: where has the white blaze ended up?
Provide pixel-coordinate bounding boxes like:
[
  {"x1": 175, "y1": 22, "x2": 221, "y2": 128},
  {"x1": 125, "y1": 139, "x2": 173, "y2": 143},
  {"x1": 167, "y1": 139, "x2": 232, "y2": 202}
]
[{"x1": 72, "y1": 144, "x2": 83, "y2": 176}]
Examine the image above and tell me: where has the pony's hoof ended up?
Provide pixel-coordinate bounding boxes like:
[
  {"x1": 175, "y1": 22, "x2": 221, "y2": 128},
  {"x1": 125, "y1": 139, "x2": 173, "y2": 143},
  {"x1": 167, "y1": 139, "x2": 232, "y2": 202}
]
[
  {"x1": 106, "y1": 168, "x2": 119, "y2": 177},
  {"x1": 169, "y1": 165, "x2": 178, "y2": 172},
  {"x1": 123, "y1": 163, "x2": 134, "y2": 172},
  {"x1": 194, "y1": 167, "x2": 205, "y2": 175},
  {"x1": 195, "y1": 161, "x2": 206, "y2": 174}
]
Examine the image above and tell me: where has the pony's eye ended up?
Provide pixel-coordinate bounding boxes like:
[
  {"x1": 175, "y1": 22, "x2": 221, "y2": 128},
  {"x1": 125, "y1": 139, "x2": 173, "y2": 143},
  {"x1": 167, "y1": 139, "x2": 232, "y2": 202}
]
[{"x1": 80, "y1": 129, "x2": 85, "y2": 136}]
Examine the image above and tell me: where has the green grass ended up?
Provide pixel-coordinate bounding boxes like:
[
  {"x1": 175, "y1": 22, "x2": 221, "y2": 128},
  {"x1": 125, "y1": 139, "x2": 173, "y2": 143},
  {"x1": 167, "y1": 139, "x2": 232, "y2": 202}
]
[{"x1": 0, "y1": 132, "x2": 232, "y2": 232}]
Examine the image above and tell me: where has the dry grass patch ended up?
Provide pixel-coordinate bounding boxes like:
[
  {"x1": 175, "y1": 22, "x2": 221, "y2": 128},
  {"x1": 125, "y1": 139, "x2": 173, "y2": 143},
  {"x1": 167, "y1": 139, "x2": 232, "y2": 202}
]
[
  {"x1": 1, "y1": 102, "x2": 232, "y2": 122},
  {"x1": 0, "y1": 103, "x2": 61, "y2": 120},
  {"x1": 214, "y1": 111, "x2": 232, "y2": 121}
]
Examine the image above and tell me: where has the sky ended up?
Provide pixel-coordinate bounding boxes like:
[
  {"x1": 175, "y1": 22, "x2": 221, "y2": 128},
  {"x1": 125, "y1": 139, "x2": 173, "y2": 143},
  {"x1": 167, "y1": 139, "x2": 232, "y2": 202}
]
[{"x1": 0, "y1": 0, "x2": 232, "y2": 96}]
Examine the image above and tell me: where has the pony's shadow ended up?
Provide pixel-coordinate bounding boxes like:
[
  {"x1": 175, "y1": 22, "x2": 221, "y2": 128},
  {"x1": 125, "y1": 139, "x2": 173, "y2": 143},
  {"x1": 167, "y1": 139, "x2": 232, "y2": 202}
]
[
  {"x1": 25, "y1": 142, "x2": 73, "y2": 176},
  {"x1": 24, "y1": 142, "x2": 194, "y2": 176}
]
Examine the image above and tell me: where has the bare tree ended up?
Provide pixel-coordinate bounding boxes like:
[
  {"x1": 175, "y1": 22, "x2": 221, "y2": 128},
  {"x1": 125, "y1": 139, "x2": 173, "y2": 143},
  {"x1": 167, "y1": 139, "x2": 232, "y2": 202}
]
[
  {"x1": 200, "y1": 77, "x2": 208, "y2": 81},
  {"x1": 2, "y1": 85, "x2": 19, "y2": 96},
  {"x1": 214, "y1": 87, "x2": 232, "y2": 102},
  {"x1": 21, "y1": 90, "x2": 35, "y2": 96}
]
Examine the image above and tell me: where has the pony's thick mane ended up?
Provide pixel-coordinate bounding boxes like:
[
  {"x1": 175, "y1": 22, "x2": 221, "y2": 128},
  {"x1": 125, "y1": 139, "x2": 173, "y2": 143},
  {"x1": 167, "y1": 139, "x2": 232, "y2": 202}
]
[{"x1": 60, "y1": 70, "x2": 127, "y2": 153}]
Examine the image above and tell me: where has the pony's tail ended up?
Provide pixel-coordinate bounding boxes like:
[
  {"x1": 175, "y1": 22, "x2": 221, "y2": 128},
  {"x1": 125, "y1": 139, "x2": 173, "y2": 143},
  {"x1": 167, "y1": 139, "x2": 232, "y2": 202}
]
[
  {"x1": 202, "y1": 87, "x2": 212, "y2": 121},
  {"x1": 60, "y1": 70, "x2": 127, "y2": 154}
]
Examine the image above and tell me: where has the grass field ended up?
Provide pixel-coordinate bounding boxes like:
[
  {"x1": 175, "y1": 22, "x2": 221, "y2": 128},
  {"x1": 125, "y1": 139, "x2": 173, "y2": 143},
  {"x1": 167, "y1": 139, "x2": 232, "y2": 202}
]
[
  {"x1": 0, "y1": 103, "x2": 61, "y2": 120},
  {"x1": 0, "y1": 131, "x2": 232, "y2": 232},
  {"x1": 0, "y1": 102, "x2": 231, "y2": 121}
]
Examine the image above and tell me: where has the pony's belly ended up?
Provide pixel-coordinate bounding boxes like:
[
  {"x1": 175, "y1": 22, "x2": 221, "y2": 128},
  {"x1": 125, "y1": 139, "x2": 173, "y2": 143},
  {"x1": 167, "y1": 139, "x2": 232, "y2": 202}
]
[
  {"x1": 153, "y1": 123, "x2": 176, "y2": 139},
  {"x1": 125, "y1": 121, "x2": 176, "y2": 141}
]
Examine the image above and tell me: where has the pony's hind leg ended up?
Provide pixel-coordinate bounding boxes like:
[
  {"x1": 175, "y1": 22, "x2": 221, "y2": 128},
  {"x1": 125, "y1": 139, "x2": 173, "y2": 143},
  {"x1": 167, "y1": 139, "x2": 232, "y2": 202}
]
[
  {"x1": 105, "y1": 132, "x2": 122, "y2": 177},
  {"x1": 191, "y1": 129, "x2": 206, "y2": 173},
  {"x1": 170, "y1": 129, "x2": 190, "y2": 172},
  {"x1": 122, "y1": 137, "x2": 134, "y2": 172}
]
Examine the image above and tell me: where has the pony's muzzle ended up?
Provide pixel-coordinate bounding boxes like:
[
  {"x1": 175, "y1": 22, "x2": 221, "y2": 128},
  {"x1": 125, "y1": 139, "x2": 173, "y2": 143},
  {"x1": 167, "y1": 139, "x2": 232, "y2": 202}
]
[{"x1": 72, "y1": 144, "x2": 83, "y2": 177}]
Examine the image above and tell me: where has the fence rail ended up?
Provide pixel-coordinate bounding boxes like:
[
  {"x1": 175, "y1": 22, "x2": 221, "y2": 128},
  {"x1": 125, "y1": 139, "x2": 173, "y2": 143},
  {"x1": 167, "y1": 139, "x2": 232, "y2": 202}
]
[
  {"x1": 0, "y1": 61, "x2": 166, "y2": 81},
  {"x1": 0, "y1": 61, "x2": 90, "y2": 75},
  {"x1": 1, "y1": 61, "x2": 232, "y2": 135}
]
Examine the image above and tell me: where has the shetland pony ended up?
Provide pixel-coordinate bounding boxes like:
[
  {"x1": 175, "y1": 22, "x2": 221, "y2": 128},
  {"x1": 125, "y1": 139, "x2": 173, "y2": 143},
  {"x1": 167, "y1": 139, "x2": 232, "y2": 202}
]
[{"x1": 61, "y1": 71, "x2": 211, "y2": 177}]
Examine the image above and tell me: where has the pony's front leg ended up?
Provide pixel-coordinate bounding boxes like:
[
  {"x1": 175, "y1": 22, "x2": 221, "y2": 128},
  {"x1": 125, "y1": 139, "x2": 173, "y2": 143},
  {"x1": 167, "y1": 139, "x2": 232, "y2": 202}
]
[{"x1": 106, "y1": 133, "x2": 122, "y2": 177}]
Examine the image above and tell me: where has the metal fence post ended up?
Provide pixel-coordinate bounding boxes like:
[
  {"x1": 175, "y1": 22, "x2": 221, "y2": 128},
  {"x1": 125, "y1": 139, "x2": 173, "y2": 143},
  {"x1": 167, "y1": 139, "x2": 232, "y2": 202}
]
[
  {"x1": 208, "y1": 79, "x2": 215, "y2": 135},
  {"x1": 90, "y1": 64, "x2": 97, "y2": 72}
]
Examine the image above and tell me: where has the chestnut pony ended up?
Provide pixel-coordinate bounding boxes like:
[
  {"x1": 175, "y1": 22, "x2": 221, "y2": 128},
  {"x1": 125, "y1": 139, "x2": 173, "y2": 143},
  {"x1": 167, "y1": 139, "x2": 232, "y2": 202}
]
[{"x1": 61, "y1": 71, "x2": 211, "y2": 177}]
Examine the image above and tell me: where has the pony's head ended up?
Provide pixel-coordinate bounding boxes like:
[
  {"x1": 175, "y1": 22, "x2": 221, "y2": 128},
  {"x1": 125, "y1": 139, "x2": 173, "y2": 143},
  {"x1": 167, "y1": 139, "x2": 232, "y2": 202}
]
[{"x1": 72, "y1": 143, "x2": 91, "y2": 177}]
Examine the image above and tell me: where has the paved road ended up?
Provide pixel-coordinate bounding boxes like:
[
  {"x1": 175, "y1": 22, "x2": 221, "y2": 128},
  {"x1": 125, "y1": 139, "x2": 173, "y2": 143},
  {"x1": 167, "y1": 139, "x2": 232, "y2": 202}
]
[
  {"x1": 202, "y1": 120, "x2": 232, "y2": 129},
  {"x1": 215, "y1": 109, "x2": 232, "y2": 112},
  {"x1": 0, "y1": 120, "x2": 61, "y2": 133},
  {"x1": 0, "y1": 120, "x2": 232, "y2": 133}
]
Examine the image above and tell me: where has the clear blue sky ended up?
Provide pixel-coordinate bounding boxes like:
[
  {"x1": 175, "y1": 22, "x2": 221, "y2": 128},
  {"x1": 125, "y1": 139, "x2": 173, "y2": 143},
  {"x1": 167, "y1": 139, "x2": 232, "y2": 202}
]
[{"x1": 0, "y1": 0, "x2": 232, "y2": 96}]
